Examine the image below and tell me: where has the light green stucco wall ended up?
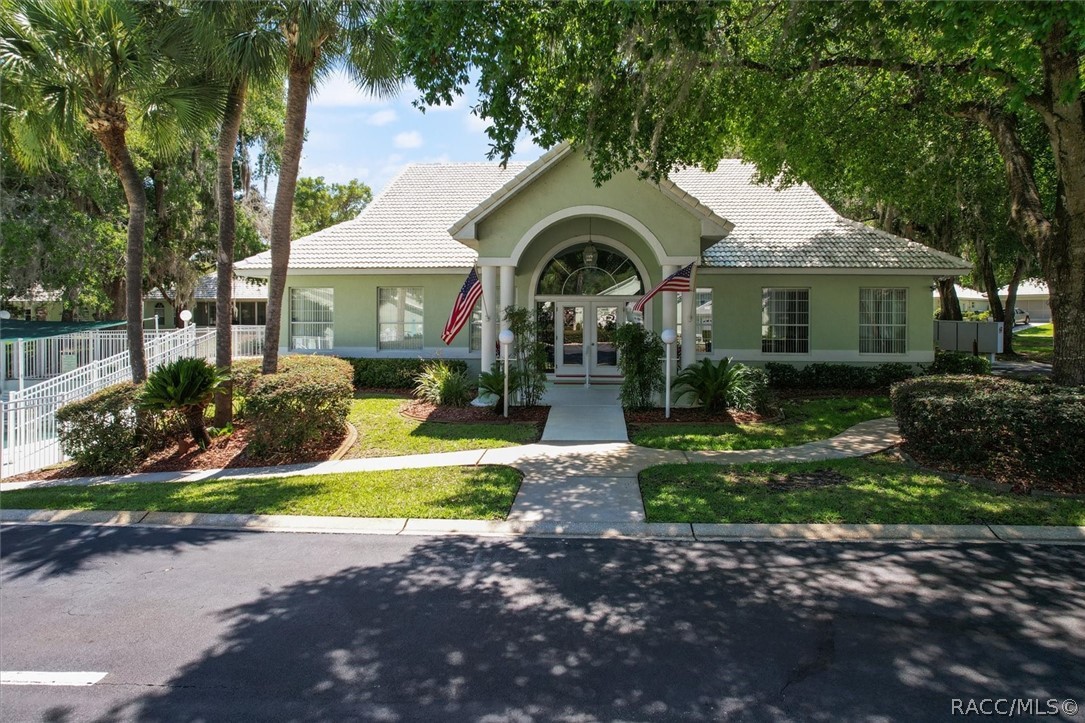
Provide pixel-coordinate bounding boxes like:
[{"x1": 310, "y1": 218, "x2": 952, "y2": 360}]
[
  {"x1": 691, "y1": 272, "x2": 935, "y2": 363},
  {"x1": 476, "y1": 152, "x2": 701, "y2": 260},
  {"x1": 279, "y1": 273, "x2": 473, "y2": 356}
]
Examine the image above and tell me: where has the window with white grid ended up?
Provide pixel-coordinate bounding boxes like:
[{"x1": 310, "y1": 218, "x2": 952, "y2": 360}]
[
  {"x1": 859, "y1": 288, "x2": 907, "y2": 354},
  {"x1": 468, "y1": 300, "x2": 482, "y2": 352},
  {"x1": 378, "y1": 287, "x2": 424, "y2": 350},
  {"x1": 289, "y1": 288, "x2": 334, "y2": 350},
  {"x1": 677, "y1": 288, "x2": 713, "y2": 354},
  {"x1": 761, "y1": 288, "x2": 809, "y2": 354}
]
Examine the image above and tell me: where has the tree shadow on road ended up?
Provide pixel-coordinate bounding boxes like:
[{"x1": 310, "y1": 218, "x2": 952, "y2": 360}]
[{"x1": 92, "y1": 536, "x2": 1085, "y2": 722}]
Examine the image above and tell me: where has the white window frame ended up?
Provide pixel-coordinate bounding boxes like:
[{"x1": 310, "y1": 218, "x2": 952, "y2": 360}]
[
  {"x1": 289, "y1": 287, "x2": 334, "y2": 350},
  {"x1": 378, "y1": 287, "x2": 424, "y2": 351},
  {"x1": 859, "y1": 288, "x2": 908, "y2": 355},
  {"x1": 761, "y1": 288, "x2": 810, "y2": 354}
]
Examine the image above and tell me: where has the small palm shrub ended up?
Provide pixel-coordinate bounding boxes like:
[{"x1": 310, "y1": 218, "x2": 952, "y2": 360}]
[
  {"x1": 478, "y1": 362, "x2": 521, "y2": 414},
  {"x1": 414, "y1": 360, "x2": 472, "y2": 407},
  {"x1": 672, "y1": 357, "x2": 751, "y2": 414},
  {"x1": 139, "y1": 357, "x2": 228, "y2": 449}
]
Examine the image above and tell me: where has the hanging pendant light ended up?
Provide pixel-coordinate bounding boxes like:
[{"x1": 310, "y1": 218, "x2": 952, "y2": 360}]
[{"x1": 583, "y1": 217, "x2": 598, "y2": 267}]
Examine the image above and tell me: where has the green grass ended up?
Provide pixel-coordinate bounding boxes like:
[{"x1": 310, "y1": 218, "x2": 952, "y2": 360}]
[
  {"x1": 1008, "y1": 323, "x2": 1054, "y2": 364},
  {"x1": 630, "y1": 395, "x2": 893, "y2": 451},
  {"x1": 0, "y1": 466, "x2": 522, "y2": 520},
  {"x1": 346, "y1": 393, "x2": 539, "y2": 458},
  {"x1": 639, "y1": 456, "x2": 1085, "y2": 525}
]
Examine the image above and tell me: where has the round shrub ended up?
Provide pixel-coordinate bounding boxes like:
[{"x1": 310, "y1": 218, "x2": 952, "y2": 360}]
[
  {"x1": 925, "y1": 350, "x2": 991, "y2": 375},
  {"x1": 891, "y1": 375, "x2": 1085, "y2": 492},
  {"x1": 56, "y1": 383, "x2": 144, "y2": 474},
  {"x1": 243, "y1": 355, "x2": 355, "y2": 458}
]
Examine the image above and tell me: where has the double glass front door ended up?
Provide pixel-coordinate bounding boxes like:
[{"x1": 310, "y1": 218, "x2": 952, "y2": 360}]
[{"x1": 556, "y1": 302, "x2": 626, "y2": 378}]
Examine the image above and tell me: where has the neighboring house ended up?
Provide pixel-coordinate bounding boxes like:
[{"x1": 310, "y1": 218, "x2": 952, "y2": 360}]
[
  {"x1": 144, "y1": 275, "x2": 268, "y2": 329},
  {"x1": 235, "y1": 144, "x2": 970, "y2": 381},
  {"x1": 932, "y1": 284, "x2": 990, "y2": 315},
  {"x1": 1001, "y1": 279, "x2": 1051, "y2": 322}
]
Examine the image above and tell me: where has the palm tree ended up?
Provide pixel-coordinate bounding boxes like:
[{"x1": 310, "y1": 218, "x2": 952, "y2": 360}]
[
  {"x1": 190, "y1": 1, "x2": 283, "y2": 425},
  {"x1": 261, "y1": 0, "x2": 401, "y2": 374},
  {"x1": 0, "y1": 0, "x2": 220, "y2": 383}
]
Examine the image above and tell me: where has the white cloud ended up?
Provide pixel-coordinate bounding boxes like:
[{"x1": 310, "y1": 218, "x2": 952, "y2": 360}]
[
  {"x1": 311, "y1": 68, "x2": 395, "y2": 108},
  {"x1": 512, "y1": 135, "x2": 544, "y2": 160},
  {"x1": 365, "y1": 109, "x2": 398, "y2": 126},
  {"x1": 393, "y1": 131, "x2": 423, "y2": 149},
  {"x1": 296, "y1": 160, "x2": 373, "y2": 185},
  {"x1": 464, "y1": 112, "x2": 489, "y2": 133}
]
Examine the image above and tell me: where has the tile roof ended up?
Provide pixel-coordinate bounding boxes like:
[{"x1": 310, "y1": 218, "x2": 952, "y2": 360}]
[
  {"x1": 237, "y1": 163, "x2": 528, "y2": 271},
  {"x1": 235, "y1": 155, "x2": 970, "y2": 273},
  {"x1": 672, "y1": 164, "x2": 970, "y2": 271},
  {"x1": 146, "y1": 274, "x2": 268, "y2": 300}
]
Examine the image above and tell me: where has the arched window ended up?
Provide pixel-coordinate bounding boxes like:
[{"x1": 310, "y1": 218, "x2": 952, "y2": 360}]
[{"x1": 536, "y1": 242, "x2": 643, "y2": 296}]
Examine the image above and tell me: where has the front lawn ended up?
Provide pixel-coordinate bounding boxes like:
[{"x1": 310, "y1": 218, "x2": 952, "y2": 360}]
[
  {"x1": 0, "y1": 466, "x2": 522, "y2": 520},
  {"x1": 630, "y1": 395, "x2": 893, "y2": 451},
  {"x1": 346, "y1": 393, "x2": 539, "y2": 458},
  {"x1": 1008, "y1": 323, "x2": 1054, "y2": 364},
  {"x1": 639, "y1": 456, "x2": 1085, "y2": 525}
]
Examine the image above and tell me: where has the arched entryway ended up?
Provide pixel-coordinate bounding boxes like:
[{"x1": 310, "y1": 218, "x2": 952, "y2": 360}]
[{"x1": 531, "y1": 237, "x2": 648, "y2": 382}]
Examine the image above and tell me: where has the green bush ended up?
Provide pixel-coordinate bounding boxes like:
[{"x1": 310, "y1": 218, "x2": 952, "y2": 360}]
[
  {"x1": 414, "y1": 360, "x2": 472, "y2": 407},
  {"x1": 244, "y1": 355, "x2": 355, "y2": 457},
  {"x1": 341, "y1": 357, "x2": 469, "y2": 390},
  {"x1": 925, "y1": 350, "x2": 992, "y2": 375},
  {"x1": 743, "y1": 367, "x2": 779, "y2": 416},
  {"x1": 56, "y1": 383, "x2": 145, "y2": 474},
  {"x1": 764, "y1": 361, "x2": 916, "y2": 390},
  {"x1": 891, "y1": 375, "x2": 1085, "y2": 491},
  {"x1": 139, "y1": 357, "x2": 228, "y2": 449},
  {"x1": 504, "y1": 305, "x2": 549, "y2": 407},
  {"x1": 614, "y1": 323, "x2": 664, "y2": 409},
  {"x1": 478, "y1": 362, "x2": 521, "y2": 414},
  {"x1": 672, "y1": 357, "x2": 751, "y2": 414}
]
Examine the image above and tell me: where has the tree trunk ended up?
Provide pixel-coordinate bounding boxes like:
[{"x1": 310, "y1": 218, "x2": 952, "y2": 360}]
[
  {"x1": 936, "y1": 278, "x2": 962, "y2": 321},
  {"x1": 262, "y1": 63, "x2": 313, "y2": 374},
  {"x1": 214, "y1": 79, "x2": 247, "y2": 426},
  {"x1": 93, "y1": 123, "x2": 148, "y2": 383},
  {"x1": 1001, "y1": 257, "x2": 1027, "y2": 355},
  {"x1": 185, "y1": 406, "x2": 211, "y2": 449},
  {"x1": 104, "y1": 276, "x2": 126, "y2": 320}
]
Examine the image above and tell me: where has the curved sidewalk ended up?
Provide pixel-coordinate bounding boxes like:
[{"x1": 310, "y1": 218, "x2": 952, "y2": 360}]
[{"x1": 0, "y1": 418, "x2": 900, "y2": 492}]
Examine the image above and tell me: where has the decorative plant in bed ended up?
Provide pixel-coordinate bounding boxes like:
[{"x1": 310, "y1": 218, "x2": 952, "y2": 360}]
[
  {"x1": 624, "y1": 357, "x2": 778, "y2": 424},
  {"x1": 401, "y1": 360, "x2": 549, "y2": 424}
]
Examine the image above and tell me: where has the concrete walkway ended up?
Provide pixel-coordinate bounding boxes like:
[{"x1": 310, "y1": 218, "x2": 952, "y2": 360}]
[
  {"x1": 540, "y1": 384, "x2": 628, "y2": 442},
  {"x1": 1, "y1": 419, "x2": 902, "y2": 527}
]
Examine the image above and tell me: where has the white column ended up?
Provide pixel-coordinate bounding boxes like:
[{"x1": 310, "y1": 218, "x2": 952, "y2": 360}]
[
  {"x1": 661, "y1": 264, "x2": 678, "y2": 332},
  {"x1": 680, "y1": 290, "x2": 697, "y2": 369},
  {"x1": 480, "y1": 265, "x2": 498, "y2": 372},
  {"x1": 499, "y1": 265, "x2": 515, "y2": 334}
]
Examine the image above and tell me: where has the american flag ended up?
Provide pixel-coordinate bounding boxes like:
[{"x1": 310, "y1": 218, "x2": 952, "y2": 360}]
[
  {"x1": 632, "y1": 262, "x2": 695, "y2": 313},
  {"x1": 442, "y1": 267, "x2": 484, "y2": 345}
]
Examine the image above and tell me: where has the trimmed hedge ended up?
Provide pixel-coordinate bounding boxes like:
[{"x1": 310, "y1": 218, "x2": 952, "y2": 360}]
[
  {"x1": 341, "y1": 357, "x2": 469, "y2": 390},
  {"x1": 238, "y1": 355, "x2": 355, "y2": 457},
  {"x1": 891, "y1": 375, "x2": 1085, "y2": 492},
  {"x1": 56, "y1": 383, "x2": 145, "y2": 474},
  {"x1": 925, "y1": 350, "x2": 992, "y2": 375},
  {"x1": 764, "y1": 361, "x2": 915, "y2": 390}
]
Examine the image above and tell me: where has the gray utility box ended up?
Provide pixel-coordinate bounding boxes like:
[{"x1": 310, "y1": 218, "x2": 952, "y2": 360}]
[{"x1": 933, "y1": 320, "x2": 1004, "y2": 354}]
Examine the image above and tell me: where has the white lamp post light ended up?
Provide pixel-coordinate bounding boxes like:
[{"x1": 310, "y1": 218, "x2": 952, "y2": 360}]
[
  {"x1": 499, "y1": 329, "x2": 515, "y2": 419},
  {"x1": 661, "y1": 328, "x2": 677, "y2": 419},
  {"x1": 178, "y1": 309, "x2": 193, "y2": 327}
]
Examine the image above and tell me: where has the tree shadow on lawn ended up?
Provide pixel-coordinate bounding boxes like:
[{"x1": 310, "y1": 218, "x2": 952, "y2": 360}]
[{"x1": 92, "y1": 536, "x2": 1085, "y2": 722}]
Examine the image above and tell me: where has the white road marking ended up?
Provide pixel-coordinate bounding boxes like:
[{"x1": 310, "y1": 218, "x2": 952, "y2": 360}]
[{"x1": 0, "y1": 671, "x2": 107, "y2": 686}]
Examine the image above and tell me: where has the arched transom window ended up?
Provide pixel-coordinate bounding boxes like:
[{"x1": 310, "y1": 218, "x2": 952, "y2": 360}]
[{"x1": 536, "y1": 242, "x2": 643, "y2": 296}]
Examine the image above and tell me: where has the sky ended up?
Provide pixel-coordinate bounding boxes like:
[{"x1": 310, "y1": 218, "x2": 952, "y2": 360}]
[{"x1": 297, "y1": 68, "x2": 545, "y2": 196}]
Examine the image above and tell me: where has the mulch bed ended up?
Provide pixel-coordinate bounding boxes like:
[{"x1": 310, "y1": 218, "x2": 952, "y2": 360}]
[
  {"x1": 401, "y1": 399, "x2": 550, "y2": 424},
  {"x1": 4, "y1": 424, "x2": 347, "y2": 483},
  {"x1": 624, "y1": 408, "x2": 771, "y2": 425},
  {"x1": 765, "y1": 469, "x2": 850, "y2": 492}
]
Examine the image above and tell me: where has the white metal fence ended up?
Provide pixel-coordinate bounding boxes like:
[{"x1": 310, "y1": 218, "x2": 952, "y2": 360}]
[
  {"x1": 1, "y1": 325, "x2": 264, "y2": 479},
  {"x1": 1, "y1": 330, "x2": 174, "y2": 391}
]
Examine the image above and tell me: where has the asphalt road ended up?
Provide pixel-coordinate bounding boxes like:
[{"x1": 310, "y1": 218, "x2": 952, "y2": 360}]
[{"x1": 1, "y1": 524, "x2": 1083, "y2": 722}]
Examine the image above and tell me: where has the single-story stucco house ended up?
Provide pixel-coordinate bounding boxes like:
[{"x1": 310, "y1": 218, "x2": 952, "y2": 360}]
[
  {"x1": 234, "y1": 144, "x2": 970, "y2": 382},
  {"x1": 1002, "y1": 279, "x2": 1051, "y2": 322},
  {"x1": 932, "y1": 284, "x2": 990, "y2": 315},
  {"x1": 144, "y1": 275, "x2": 268, "y2": 329}
]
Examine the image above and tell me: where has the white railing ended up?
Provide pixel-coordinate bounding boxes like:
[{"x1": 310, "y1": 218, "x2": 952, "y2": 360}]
[
  {"x1": 1, "y1": 326, "x2": 197, "y2": 478},
  {"x1": 233, "y1": 325, "x2": 265, "y2": 358},
  {"x1": 1, "y1": 330, "x2": 174, "y2": 388}
]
